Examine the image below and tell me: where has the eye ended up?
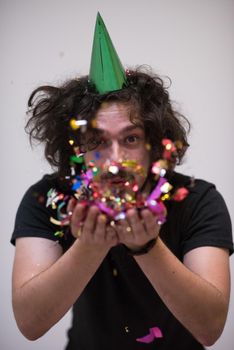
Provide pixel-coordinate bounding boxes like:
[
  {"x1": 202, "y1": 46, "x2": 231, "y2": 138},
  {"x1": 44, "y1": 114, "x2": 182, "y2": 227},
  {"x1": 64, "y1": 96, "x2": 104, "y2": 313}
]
[
  {"x1": 87, "y1": 138, "x2": 110, "y2": 151},
  {"x1": 125, "y1": 135, "x2": 141, "y2": 144}
]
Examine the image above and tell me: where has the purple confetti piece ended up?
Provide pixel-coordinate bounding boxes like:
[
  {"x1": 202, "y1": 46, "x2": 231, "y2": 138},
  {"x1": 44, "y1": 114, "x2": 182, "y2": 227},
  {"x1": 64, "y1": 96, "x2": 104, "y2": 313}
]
[
  {"x1": 148, "y1": 177, "x2": 167, "y2": 201},
  {"x1": 146, "y1": 200, "x2": 165, "y2": 216},
  {"x1": 136, "y1": 326, "x2": 163, "y2": 344},
  {"x1": 97, "y1": 202, "x2": 115, "y2": 217},
  {"x1": 151, "y1": 327, "x2": 163, "y2": 338}
]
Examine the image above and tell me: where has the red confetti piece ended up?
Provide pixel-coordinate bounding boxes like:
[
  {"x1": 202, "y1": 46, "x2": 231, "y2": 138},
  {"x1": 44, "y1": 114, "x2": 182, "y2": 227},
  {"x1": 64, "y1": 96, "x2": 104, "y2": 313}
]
[{"x1": 173, "y1": 187, "x2": 189, "y2": 201}]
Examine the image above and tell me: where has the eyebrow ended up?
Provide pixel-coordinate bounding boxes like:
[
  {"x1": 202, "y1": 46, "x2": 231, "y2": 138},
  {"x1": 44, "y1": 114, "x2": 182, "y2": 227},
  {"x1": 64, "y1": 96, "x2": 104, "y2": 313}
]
[{"x1": 94, "y1": 124, "x2": 144, "y2": 135}]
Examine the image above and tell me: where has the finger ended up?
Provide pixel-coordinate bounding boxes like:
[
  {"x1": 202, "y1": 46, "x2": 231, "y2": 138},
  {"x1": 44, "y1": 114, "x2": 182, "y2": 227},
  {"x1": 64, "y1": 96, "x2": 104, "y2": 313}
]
[
  {"x1": 70, "y1": 203, "x2": 87, "y2": 238},
  {"x1": 67, "y1": 197, "x2": 77, "y2": 214},
  {"x1": 116, "y1": 219, "x2": 134, "y2": 243},
  {"x1": 106, "y1": 225, "x2": 118, "y2": 244},
  {"x1": 140, "y1": 209, "x2": 160, "y2": 238},
  {"x1": 72, "y1": 203, "x2": 87, "y2": 227},
  {"x1": 82, "y1": 206, "x2": 99, "y2": 234},
  {"x1": 126, "y1": 209, "x2": 146, "y2": 237},
  {"x1": 94, "y1": 214, "x2": 107, "y2": 240}
]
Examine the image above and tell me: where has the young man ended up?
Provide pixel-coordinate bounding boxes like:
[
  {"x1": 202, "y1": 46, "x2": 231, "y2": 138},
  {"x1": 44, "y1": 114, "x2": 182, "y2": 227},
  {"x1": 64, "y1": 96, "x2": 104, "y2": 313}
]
[{"x1": 11, "y1": 14, "x2": 233, "y2": 350}]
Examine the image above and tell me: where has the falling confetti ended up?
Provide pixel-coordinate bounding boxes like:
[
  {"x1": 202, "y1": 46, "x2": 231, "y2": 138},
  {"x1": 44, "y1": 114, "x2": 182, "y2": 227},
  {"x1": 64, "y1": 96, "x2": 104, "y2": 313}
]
[
  {"x1": 136, "y1": 326, "x2": 163, "y2": 344},
  {"x1": 46, "y1": 139, "x2": 190, "y2": 232}
]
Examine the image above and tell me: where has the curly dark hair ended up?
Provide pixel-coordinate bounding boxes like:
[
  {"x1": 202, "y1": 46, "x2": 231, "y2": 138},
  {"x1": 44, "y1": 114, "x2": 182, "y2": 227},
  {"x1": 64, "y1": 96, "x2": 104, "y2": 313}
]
[{"x1": 26, "y1": 66, "x2": 190, "y2": 177}]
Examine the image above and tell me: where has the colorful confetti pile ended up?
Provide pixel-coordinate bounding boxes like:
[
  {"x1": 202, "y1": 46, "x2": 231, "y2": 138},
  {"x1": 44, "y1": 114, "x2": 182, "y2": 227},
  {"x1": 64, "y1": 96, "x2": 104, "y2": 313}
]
[{"x1": 46, "y1": 134, "x2": 189, "y2": 237}]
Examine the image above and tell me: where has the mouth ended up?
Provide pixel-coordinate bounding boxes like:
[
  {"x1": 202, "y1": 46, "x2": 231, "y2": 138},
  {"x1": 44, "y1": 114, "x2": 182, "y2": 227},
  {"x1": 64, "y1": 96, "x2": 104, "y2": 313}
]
[
  {"x1": 99, "y1": 165, "x2": 136, "y2": 189},
  {"x1": 107, "y1": 177, "x2": 128, "y2": 186}
]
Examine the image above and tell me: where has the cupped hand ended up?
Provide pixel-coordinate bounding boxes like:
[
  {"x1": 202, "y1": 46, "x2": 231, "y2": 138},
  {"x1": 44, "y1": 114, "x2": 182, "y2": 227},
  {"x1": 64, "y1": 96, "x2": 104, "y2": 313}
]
[
  {"x1": 68, "y1": 199, "x2": 119, "y2": 250},
  {"x1": 116, "y1": 208, "x2": 161, "y2": 250}
]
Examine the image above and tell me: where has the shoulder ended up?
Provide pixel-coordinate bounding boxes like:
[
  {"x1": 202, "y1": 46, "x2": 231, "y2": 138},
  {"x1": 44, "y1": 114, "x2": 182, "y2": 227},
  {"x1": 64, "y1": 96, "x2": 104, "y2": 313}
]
[
  {"x1": 169, "y1": 171, "x2": 215, "y2": 192},
  {"x1": 12, "y1": 173, "x2": 75, "y2": 250},
  {"x1": 25, "y1": 173, "x2": 60, "y2": 194},
  {"x1": 14, "y1": 173, "x2": 60, "y2": 224},
  {"x1": 20, "y1": 173, "x2": 68, "y2": 205},
  {"x1": 169, "y1": 171, "x2": 220, "y2": 208},
  {"x1": 168, "y1": 171, "x2": 231, "y2": 220},
  {"x1": 167, "y1": 172, "x2": 233, "y2": 256}
]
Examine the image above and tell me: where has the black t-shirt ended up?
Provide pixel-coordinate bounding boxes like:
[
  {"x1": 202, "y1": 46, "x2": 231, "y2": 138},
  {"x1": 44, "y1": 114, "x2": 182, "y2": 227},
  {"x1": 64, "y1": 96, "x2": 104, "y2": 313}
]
[{"x1": 11, "y1": 172, "x2": 233, "y2": 350}]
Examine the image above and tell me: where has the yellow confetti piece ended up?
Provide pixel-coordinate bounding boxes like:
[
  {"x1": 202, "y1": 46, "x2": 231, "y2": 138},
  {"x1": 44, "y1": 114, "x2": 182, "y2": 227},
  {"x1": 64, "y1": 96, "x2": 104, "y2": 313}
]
[
  {"x1": 91, "y1": 118, "x2": 97, "y2": 128},
  {"x1": 68, "y1": 139, "x2": 75, "y2": 145},
  {"x1": 161, "y1": 193, "x2": 170, "y2": 201},
  {"x1": 54, "y1": 231, "x2": 64, "y2": 238},
  {"x1": 160, "y1": 182, "x2": 173, "y2": 193},
  {"x1": 175, "y1": 140, "x2": 183, "y2": 149},
  {"x1": 69, "y1": 118, "x2": 80, "y2": 130},
  {"x1": 69, "y1": 119, "x2": 87, "y2": 130},
  {"x1": 145, "y1": 143, "x2": 152, "y2": 151},
  {"x1": 100, "y1": 102, "x2": 109, "y2": 109},
  {"x1": 50, "y1": 217, "x2": 62, "y2": 225},
  {"x1": 113, "y1": 268, "x2": 118, "y2": 276},
  {"x1": 125, "y1": 193, "x2": 133, "y2": 202}
]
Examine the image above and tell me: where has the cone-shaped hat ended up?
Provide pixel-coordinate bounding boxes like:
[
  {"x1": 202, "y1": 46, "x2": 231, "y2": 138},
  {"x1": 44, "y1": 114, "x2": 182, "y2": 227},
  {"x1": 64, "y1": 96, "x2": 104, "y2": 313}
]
[{"x1": 89, "y1": 13, "x2": 127, "y2": 94}]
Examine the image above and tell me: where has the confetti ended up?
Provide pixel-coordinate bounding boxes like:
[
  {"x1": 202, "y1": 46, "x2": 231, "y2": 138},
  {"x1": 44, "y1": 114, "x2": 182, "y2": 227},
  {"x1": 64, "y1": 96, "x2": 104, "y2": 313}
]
[
  {"x1": 54, "y1": 231, "x2": 64, "y2": 238},
  {"x1": 69, "y1": 118, "x2": 80, "y2": 130},
  {"x1": 50, "y1": 217, "x2": 62, "y2": 226},
  {"x1": 108, "y1": 165, "x2": 119, "y2": 174},
  {"x1": 46, "y1": 139, "x2": 189, "y2": 231},
  {"x1": 145, "y1": 143, "x2": 152, "y2": 151},
  {"x1": 173, "y1": 187, "x2": 189, "y2": 201},
  {"x1": 113, "y1": 268, "x2": 118, "y2": 276},
  {"x1": 68, "y1": 139, "x2": 75, "y2": 146},
  {"x1": 124, "y1": 326, "x2": 130, "y2": 333},
  {"x1": 136, "y1": 326, "x2": 163, "y2": 344},
  {"x1": 70, "y1": 154, "x2": 84, "y2": 164}
]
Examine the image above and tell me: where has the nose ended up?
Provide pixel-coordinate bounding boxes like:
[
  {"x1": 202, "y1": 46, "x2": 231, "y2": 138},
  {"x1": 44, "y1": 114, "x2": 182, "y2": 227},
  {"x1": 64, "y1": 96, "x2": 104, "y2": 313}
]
[{"x1": 109, "y1": 141, "x2": 124, "y2": 162}]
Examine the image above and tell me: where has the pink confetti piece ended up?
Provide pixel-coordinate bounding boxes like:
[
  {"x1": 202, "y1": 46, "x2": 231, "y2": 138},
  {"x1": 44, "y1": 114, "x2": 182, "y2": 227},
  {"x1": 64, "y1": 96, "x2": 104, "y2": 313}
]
[
  {"x1": 147, "y1": 177, "x2": 167, "y2": 201},
  {"x1": 136, "y1": 326, "x2": 163, "y2": 344},
  {"x1": 97, "y1": 202, "x2": 115, "y2": 217}
]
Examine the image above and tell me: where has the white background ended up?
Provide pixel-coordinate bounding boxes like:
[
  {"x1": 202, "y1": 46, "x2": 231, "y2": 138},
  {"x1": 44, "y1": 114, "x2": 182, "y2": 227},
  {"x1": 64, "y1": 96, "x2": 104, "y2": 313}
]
[{"x1": 1, "y1": 0, "x2": 233, "y2": 349}]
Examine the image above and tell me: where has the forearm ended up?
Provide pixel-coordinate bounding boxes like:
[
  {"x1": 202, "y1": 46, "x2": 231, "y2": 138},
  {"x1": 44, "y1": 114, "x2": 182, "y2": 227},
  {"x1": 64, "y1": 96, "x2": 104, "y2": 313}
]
[
  {"x1": 12, "y1": 240, "x2": 108, "y2": 340},
  {"x1": 134, "y1": 238, "x2": 228, "y2": 346}
]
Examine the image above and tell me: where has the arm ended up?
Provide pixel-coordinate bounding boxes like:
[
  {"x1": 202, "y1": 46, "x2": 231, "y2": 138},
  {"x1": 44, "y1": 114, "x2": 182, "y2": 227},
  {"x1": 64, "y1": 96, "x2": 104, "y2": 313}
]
[
  {"x1": 12, "y1": 205, "x2": 118, "y2": 340},
  {"x1": 135, "y1": 239, "x2": 230, "y2": 346},
  {"x1": 116, "y1": 208, "x2": 231, "y2": 346}
]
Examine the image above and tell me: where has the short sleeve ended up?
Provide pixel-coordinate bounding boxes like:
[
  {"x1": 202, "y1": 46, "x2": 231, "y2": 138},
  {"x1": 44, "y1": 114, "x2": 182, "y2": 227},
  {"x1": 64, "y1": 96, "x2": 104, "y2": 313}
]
[
  {"x1": 180, "y1": 182, "x2": 233, "y2": 256},
  {"x1": 11, "y1": 175, "x2": 74, "y2": 251}
]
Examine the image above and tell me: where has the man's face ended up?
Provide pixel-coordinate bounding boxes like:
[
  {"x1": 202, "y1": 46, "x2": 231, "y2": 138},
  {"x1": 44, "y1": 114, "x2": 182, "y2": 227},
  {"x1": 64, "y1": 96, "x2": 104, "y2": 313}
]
[{"x1": 83, "y1": 102, "x2": 151, "y2": 192}]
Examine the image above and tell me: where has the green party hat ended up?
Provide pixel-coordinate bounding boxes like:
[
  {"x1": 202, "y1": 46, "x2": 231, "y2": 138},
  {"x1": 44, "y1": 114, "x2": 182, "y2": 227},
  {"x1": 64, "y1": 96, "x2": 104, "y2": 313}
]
[{"x1": 89, "y1": 12, "x2": 127, "y2": 94}]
